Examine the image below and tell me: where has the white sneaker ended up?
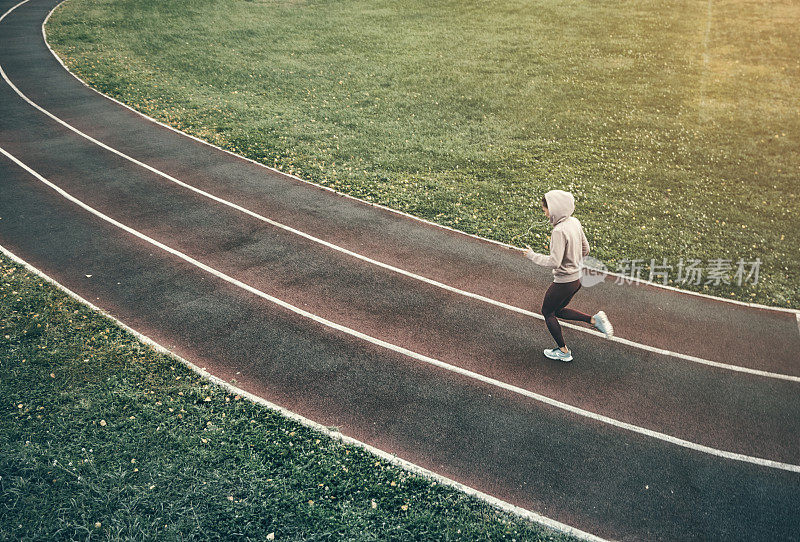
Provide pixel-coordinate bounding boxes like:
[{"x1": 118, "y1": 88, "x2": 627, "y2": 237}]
[
  {"x1": 593, "y1": 311, "x2": 614, "y2": 338},
  {"x1": 544, "y1": 347, "x2": 573, "y2": 362}
]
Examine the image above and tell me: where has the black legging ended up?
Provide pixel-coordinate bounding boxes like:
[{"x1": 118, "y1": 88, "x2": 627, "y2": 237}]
[{"x1": 542, "y1": 279, "x2": 591, "y2": 348}]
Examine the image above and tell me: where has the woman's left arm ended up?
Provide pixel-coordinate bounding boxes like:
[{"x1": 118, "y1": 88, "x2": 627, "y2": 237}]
[{"x1": 581, "y1": 229, "x2": 590, "y2": 258}]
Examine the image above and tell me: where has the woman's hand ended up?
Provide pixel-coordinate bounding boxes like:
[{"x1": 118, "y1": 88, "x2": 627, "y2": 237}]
[{"x1": 524, "y1": 245, "x2": 535, "y2": 259}]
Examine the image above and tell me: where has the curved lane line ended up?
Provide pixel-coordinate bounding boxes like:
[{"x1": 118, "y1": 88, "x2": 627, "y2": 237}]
[
  {"x1": 0, "y1": 247, "x2": 606, "y2": 542},
  {"x1": 1, "y1": 145, "x2": 798, "y2": 474},
  {"x1": 0, "y1": 8, "x2": 795, "y2": 382}
]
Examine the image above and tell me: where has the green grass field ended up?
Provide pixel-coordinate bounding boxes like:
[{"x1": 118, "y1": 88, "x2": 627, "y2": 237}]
[
  {"x1": 5, "y1": 2, "x2": 798, "y2": 538},
  {"x1": 0, "y1": 253, "x2": 575, "y2": 541},
  {"x1": 44, "y1": 0, "x2": 800, "y2": 308}
]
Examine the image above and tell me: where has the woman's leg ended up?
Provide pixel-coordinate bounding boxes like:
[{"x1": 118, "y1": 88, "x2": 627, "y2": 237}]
[
  {"x1": 553, "y1": 281, "x2": 591, "y2": 323},
  {"x1": 544, "y1": 281, "x2": 614, "y2": 344},
  {"x1": 541, "y1": 281, "x2": 582, "y2": 348},
  {"x1": 556, "y1": 303, "x2": 592, "y2": 323},
  {"x1": 556, "y1": 307, "x2": 592, "y2": 322}
]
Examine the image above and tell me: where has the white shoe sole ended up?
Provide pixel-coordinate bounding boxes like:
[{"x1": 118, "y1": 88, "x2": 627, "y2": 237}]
[
  {"x1": 595, "y1": 311, "x2": 614, "y2": 338},
  {"x1": 543, "y1": 348, "x2": 573, "y2": 362}
]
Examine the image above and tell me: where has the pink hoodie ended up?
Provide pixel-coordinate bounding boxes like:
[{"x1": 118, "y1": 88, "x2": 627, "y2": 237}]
[{"x1": 526, "y1": 190, "x2": 590, "y2": 283}]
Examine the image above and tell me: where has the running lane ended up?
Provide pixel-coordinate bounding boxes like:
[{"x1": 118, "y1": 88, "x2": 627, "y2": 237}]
[
  {"x1": 1, "y1": 0, "x2": 799, "y2": 540},
  {"x1": 5, "y1": 0, "x2": 800, "y2": 377},
  {"x1": 1, "y1": 92, "x2": 798, "y2": 466}
]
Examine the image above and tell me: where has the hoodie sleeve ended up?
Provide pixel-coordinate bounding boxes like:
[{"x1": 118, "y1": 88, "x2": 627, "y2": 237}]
[
  {"x1": 581, "y1": 229, "x2": 590, "y2": 258},
  {"x1": 526, "y1": 230, "x2": 566, "y2": 269}
]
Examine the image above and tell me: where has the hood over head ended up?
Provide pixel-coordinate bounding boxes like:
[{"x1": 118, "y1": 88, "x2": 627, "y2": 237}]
[{"x1": 543, "y1": 190, "x2": 575, "y2": 226}]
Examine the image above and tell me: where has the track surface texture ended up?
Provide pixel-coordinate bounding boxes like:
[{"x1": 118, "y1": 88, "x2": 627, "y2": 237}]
[{"x1": 1, "y1": 1, "x2": 799, "y2": 540}]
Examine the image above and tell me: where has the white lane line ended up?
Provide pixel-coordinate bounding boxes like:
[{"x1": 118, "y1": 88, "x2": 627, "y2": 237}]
[
  {"x1": 2, "y1": 145, "x2": 798, "y2": 475},
  {"x1": 0, "y1": 244, "x2": 607, "y2": 542},
  {"x1": 796, "y1": 313, "x2": 800, "y2": 338},
  {"x1": 38, "y1": 2, "x2": 800, "y2": 319},
  {"x1": 0, "y1": 23, "x2": 797, "y2": 384}
]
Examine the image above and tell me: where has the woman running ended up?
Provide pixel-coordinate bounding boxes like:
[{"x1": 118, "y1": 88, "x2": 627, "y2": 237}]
[{"x1": 524, "y1": 190, "x2": 613, "y2": 362}]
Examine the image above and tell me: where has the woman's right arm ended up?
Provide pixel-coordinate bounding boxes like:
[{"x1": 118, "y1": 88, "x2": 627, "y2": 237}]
[{"x1": 525, "y1": 231, "x2": 565, "y2": 268}]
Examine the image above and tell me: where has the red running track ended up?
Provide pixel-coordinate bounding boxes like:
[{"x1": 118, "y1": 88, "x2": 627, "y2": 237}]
[{"x1": 1, "y1": 0, "x2": 799, "y2": 539}]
